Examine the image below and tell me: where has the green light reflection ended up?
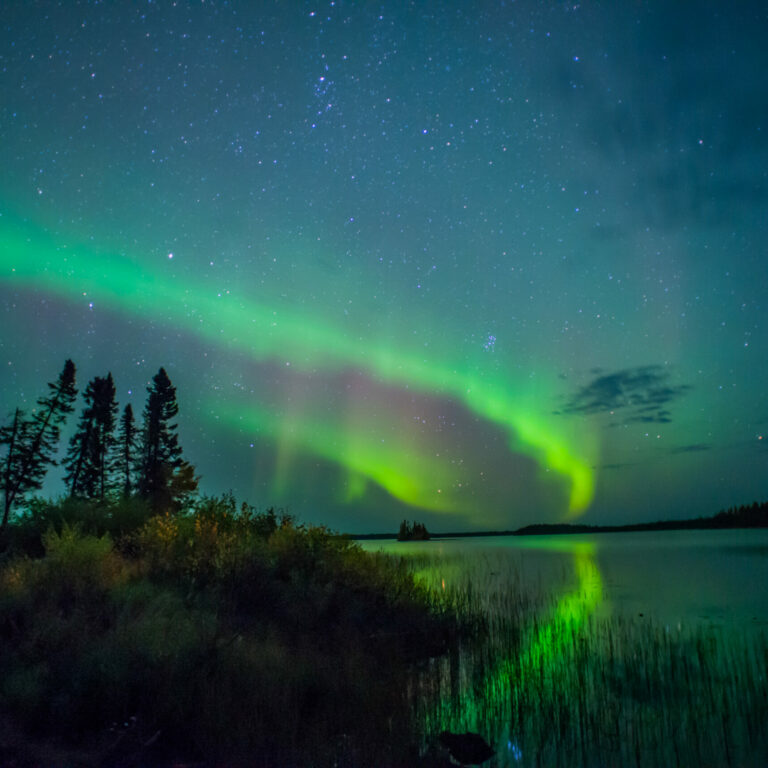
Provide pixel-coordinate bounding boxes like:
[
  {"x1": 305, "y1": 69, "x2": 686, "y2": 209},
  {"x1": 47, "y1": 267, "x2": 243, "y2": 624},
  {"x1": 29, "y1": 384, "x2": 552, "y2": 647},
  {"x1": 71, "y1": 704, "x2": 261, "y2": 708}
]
[{"x1": 423, "y1": 540, "x2": 603, "y2": 746}]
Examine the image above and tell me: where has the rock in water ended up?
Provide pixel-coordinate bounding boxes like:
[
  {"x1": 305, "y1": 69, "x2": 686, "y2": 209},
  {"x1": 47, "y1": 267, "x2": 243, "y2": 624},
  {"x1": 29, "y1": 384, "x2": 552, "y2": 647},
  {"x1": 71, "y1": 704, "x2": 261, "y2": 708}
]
[{"x1": 438, "y1": 731, "x2": 495, "y2": 765}]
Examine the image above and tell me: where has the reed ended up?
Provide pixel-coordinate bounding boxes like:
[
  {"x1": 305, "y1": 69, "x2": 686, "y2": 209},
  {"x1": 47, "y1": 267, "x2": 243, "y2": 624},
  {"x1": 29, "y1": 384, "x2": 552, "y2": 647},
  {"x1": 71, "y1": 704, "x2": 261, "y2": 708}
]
[{"x1": 397, "y1": 543, "x2": 768, "y2": 767}]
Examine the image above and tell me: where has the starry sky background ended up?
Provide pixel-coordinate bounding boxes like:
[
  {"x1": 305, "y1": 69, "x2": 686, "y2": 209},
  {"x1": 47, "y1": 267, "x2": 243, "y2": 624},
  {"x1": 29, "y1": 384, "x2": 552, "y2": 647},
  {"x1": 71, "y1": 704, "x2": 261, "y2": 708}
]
[{"x1": 1, "y1": 1, "x2": 767, "y2": 533}]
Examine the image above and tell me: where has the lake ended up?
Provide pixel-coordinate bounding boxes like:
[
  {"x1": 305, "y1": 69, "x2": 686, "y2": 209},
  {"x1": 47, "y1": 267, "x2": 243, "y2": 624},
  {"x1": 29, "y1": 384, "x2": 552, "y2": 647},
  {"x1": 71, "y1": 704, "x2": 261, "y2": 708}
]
[
  {"x1": 361, "y1": 529, "x2": 768, "y2": 767},
  {"x1": 362, "y1": 529, "x2": 768, "y2": 630}
]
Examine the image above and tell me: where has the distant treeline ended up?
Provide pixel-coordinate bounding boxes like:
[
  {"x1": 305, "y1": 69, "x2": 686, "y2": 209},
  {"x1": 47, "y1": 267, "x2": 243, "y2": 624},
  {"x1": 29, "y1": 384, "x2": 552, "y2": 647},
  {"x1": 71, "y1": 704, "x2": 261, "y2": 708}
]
[
  {"x1": 514, "y1": 500, "x2": 768, "y2": 536},
  {"x1": 352, "y1": 501, "x2": 768, "y2": 540}
]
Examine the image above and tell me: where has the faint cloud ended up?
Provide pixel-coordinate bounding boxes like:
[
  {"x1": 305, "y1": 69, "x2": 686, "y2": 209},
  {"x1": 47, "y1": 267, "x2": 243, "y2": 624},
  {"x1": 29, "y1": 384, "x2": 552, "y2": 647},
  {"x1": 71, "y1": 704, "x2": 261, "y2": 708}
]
[
  {"x1": 547, "y1": 6, "x2": 768, "y2": 233},
  {"x1": 627, "y1": 414, "x2": 673, "y2": 424},
  {"x1": 590, "y1": 223, "x2": 627, "y2": 242},
  {"x1": 670, "y1": 443, "x2": 712, "y2": 454},
  {"x1": 562, "y1": 365, "x2": 691, "y2": 424}
]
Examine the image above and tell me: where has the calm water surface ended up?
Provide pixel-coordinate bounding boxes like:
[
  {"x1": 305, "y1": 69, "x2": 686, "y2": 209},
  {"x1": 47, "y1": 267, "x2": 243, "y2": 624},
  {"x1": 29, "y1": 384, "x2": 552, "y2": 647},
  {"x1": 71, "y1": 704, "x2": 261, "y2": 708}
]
[
  {"x1": 362, "y1": 529, "x2": 768, "y2": 630},
  {"x1": 361, "y1": 530, "x2": 768, "y2": 766}
]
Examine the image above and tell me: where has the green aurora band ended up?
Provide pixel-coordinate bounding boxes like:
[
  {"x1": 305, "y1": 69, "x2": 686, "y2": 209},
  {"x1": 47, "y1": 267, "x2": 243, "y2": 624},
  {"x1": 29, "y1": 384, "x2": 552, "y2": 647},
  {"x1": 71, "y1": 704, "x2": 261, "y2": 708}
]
[
  {"x1": 219, "y1": 400, "x2": 464, "y2": 514},
  {"x1": 1, "y1": 215, "x2": 597, "y2": 517}
]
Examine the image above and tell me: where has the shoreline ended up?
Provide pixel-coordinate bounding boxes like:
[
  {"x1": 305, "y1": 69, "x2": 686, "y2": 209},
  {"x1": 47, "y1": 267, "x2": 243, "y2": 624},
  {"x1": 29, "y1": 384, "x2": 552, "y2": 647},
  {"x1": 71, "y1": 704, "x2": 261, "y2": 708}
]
[{"x1": 349, "y1": 508, "x2": 768, "y2": 540}]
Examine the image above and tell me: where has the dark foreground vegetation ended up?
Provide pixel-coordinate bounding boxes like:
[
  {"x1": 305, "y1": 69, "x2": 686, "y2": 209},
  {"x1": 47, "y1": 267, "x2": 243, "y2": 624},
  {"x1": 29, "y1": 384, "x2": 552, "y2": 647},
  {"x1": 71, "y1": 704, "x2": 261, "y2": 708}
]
[
  {"x1": 0, "y1": 361, "x2": 463, "y2": 766},
  {"x1": 0, "y1": 495, "x2": 459, "y2": 766}
]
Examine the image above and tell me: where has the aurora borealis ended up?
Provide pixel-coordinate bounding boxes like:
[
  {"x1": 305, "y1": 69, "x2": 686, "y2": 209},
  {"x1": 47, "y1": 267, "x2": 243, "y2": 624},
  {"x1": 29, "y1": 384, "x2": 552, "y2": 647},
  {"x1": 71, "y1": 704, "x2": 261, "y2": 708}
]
[{"x1": 1, "y1": 2, "x2": 767, "y2": 531}]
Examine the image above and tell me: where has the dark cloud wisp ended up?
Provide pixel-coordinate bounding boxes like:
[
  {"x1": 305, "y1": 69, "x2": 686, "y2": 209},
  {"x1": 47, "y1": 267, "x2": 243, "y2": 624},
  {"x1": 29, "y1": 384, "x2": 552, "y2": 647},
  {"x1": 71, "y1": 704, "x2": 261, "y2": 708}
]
[
  {"x1": 670, "y1": 443, "x2": 712, "y2": 455},
  {"x1": 563, "y1": 366, "x2": 691, "y2": 424}
]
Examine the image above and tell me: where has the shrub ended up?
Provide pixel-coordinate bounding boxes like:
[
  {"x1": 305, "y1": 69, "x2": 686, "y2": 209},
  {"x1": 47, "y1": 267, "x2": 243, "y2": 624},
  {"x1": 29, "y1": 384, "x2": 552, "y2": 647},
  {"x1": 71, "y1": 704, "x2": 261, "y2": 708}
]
[
  {"x1": 32, "y1": 524, "x2": 128, "y2": 608},
  {"x1": 135, "y1": 512, "x2": 181, "y2": 568},
  {"x1": 0, "y1": 495, "x2": 458, "y2": 765},
  {"x1": 8, "y1": 495, "x2": 152, "y2": 557}
]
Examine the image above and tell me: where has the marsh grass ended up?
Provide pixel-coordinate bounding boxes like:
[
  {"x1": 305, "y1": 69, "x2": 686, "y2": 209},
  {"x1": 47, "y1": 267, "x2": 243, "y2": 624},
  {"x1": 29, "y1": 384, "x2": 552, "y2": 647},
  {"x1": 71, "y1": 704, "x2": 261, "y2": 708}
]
[{"x1": 401, "y1": 545, "x2": 768, "y2": 767}]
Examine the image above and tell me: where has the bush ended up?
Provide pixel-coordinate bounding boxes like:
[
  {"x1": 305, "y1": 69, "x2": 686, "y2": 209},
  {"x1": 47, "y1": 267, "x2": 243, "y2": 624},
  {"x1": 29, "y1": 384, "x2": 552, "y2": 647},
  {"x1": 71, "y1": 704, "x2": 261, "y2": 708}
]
[
  {"x1": 8, "y1": 495, "x2": 152, "y2": 557},
  {"x1": 0, "y1": 494, "x2": 457, "y2": 766},
  {"x1": 40, "y1": 524, "x2": 126, "y2": 602}
]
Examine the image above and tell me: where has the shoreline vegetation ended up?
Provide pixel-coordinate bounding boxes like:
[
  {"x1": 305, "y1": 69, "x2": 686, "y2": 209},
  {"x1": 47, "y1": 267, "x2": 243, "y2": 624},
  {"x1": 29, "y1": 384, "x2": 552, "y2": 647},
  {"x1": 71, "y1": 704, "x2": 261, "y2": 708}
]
[{"x1": 352, "y1": 499, "x2": 768, "y2": 540}]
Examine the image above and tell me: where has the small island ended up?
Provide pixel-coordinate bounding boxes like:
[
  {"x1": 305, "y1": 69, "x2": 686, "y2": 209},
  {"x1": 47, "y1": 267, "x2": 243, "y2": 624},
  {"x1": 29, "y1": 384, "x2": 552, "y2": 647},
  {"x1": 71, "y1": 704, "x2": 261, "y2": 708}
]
[{"x1": 397, "y1": 519, "x2": 431, "y2": 541}]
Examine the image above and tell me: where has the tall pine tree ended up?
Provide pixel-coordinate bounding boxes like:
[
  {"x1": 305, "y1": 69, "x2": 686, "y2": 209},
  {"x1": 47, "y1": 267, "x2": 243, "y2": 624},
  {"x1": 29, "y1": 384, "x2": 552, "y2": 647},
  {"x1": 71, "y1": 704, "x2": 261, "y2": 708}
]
[
  {"x1": 63, "y1": 373, "x2": 118, "y2": 500},
  {"x1": 0, "y1": 409, "x2": 30, "y2": 526},
  {"x1": 137, "y1": 368, "x2": 197, "y2": 511},
  {"x1": 63, "y1": 392, "x2": 96, "y2": 498},
  {"x1": 0, "y1": 360, "x2": 77, "y2": 526},
  {"x1": 115, "y1": 403, "x2": 137, "y2": 497},
  {"x1": 92, "y1": 373, "x2": 118, "y2": 499}
]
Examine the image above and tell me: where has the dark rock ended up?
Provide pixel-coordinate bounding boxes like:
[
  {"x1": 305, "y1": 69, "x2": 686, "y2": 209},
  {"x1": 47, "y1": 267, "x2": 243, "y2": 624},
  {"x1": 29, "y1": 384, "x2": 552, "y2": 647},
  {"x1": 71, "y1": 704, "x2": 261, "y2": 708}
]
[{"x1": 438, "y1": 731, "x2": 495, "y2": 765}]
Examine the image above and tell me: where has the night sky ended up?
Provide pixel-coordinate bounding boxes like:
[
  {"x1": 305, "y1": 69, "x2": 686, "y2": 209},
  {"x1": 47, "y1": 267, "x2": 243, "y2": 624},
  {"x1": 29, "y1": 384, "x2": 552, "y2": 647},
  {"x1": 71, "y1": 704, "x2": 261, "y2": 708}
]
[{"x1": 2, "y1": 1, "x2": 767, "y2": 533}]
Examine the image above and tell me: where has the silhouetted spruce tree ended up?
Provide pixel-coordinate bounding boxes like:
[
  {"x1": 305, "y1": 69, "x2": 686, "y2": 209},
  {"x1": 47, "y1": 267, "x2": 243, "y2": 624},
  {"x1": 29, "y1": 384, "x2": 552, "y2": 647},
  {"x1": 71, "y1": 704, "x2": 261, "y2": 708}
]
[
  {"x1": 412, "y1": 521, "x2": 430, "y2": 540},
  {"x1": 63, "y1": 373, "x2": 118, "y2": 500},
  {"x1": 0, "y1": 409, "x2": 31, "y2": 527},
  {"x1": 0, "y1": 360, "x2": 77, "y2": 527},
  {"x1": 396, "y1": 519, "x2": 430, "y2": 541},
  {"x1": 137, "y1": 367, "x2": 197, "y2": 511},
  {"x1": 63, "y1": 393, "x2": 96, "y2": 498},
  {"x1": 115, "y1": 403, "x2": 137, "y2": 497},
  {"x1": 93, "y1": 373, "x2": 118, "y2": 499}
]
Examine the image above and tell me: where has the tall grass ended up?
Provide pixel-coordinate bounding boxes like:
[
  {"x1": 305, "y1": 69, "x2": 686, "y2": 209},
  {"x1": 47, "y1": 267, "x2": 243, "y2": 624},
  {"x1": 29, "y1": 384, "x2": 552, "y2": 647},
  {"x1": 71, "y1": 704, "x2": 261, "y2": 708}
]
[{"x1": 399, "y1": 543, "x2": 768, "y2": 767}]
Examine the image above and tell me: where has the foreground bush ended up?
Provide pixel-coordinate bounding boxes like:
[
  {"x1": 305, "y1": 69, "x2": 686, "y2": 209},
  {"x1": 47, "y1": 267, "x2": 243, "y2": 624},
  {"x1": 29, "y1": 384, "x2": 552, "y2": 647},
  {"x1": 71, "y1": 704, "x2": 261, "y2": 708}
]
[
  {"x1": 0, "y1": 496, "x2": 455, "y2": 766},
  {"x1": 6, "y1": 495, "x2": 153, "y2": 557}
]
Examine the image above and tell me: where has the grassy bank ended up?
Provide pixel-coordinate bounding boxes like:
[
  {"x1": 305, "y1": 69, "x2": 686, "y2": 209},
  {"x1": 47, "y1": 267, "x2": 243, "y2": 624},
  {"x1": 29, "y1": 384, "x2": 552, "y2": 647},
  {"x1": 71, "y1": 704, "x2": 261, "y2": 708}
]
[{"x1": 0, "y1": 496, "x2": 460, "y2": 767}]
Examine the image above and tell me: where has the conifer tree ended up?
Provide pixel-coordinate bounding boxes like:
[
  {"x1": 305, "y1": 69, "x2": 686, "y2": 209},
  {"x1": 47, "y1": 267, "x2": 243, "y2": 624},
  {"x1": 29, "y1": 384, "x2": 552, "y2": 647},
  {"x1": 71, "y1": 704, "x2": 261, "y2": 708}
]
[
  {"x1": 0, "y1": 409, "x2": 30, "y2": 526},
  {"x1": 0, "y1": 360, "x2": 77, "y2": 526},
  {"x1": 93, "y1": 373, "x2": 118, "y2": 499},
  {"x1": 63, "y1": 393, "x2": 96, "y2": 498},
  {"x1": 137, "y1": 367, "x2": 197, "y2": 511},
  {"x1": 64, "y1": 372, "x2": 118, "y2": 500},
  {"x1": 115, "y1": 403, "x2": 137, "y2": 497}
]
